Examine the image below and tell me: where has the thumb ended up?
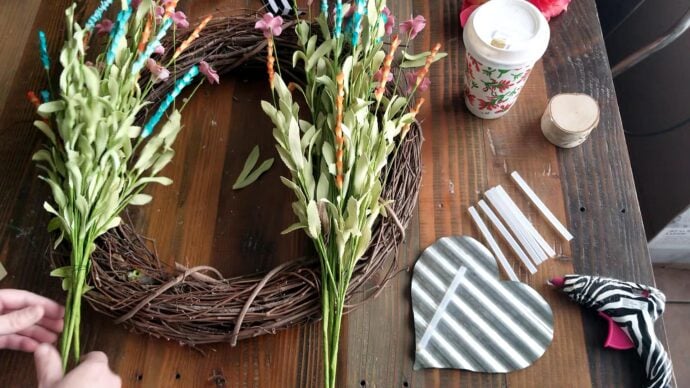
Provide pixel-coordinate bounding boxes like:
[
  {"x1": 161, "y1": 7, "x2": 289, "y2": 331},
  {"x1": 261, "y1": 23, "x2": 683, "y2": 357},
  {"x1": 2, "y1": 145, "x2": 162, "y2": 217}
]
[
  {"x1": 0, "y1": 305, "x2": 44, "y2": 335},
  {"x1": 34, "y1": 343, "x2": 63, "y2": 388}
]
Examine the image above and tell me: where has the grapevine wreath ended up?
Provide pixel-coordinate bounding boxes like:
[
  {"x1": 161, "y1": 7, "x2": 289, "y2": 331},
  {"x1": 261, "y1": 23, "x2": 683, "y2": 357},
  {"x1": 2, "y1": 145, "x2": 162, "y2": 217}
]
[{"x1": 53, "y1": 14, "x2": 423, "y2": 347}]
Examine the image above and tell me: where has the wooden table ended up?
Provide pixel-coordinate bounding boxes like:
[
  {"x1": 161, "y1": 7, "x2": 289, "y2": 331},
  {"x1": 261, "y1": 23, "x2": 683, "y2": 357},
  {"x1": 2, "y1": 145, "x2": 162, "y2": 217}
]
[{"x1": 0, "y1": 0, "x2": 673, "y2": 387}]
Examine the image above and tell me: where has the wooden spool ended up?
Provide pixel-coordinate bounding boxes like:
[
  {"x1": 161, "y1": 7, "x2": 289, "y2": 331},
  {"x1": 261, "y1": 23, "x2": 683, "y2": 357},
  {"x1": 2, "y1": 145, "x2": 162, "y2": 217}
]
[{"x1": 541, "y1": 93, "x2": 600, "y2": 148}]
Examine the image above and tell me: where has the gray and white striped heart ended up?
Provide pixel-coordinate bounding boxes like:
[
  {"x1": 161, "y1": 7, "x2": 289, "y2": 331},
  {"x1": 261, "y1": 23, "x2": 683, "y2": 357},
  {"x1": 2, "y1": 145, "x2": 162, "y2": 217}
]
[{"x1": 412, "y1": 236, "x2": 554, "y2": 372}]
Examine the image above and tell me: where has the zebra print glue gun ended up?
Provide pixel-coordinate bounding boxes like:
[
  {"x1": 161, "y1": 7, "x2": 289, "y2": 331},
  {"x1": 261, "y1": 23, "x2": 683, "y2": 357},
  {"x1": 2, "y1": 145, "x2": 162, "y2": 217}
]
[{"x1": 549, "y1": 275, "x2": 673, "y2": 388}]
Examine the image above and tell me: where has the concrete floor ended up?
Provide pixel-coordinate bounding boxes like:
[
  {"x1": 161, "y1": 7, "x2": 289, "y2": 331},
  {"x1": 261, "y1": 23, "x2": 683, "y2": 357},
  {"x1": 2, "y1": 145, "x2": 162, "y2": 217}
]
[{"x1": 654, "y1": 264, "x2": 690, "y2": 387}]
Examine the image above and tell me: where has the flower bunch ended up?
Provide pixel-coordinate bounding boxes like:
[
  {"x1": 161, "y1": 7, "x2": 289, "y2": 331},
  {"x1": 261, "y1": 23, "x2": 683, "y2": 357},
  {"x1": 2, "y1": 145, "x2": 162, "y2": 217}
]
[
  {"x1": 257, "y1": 2, "x2": 443, "y2": 387},
  {"x1": 29, "y1": 0, "x2": 214, "y2": 369}
]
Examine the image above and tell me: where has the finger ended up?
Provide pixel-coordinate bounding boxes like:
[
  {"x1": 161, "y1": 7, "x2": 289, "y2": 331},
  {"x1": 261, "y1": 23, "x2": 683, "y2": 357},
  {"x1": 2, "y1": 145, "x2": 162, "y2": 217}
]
[
  {"x1": 0, "y1": 334, "x2": 40, "y2": 352},
  {"x1": 80, "y1": 351, "x2": 109, "y2": 364},
  {"x1": 1, "y1": 310, "x2": 63, "y2": 333},
  {"x1": 17, "y1": 325, "x2": 58, "y2": 344},
  {"x1": 0, "y1": 305, "x2": 44, "y2": 335},
  {"x1": 36, "y1": 316, "x2": 64, "y2": 334},
  {"x1": 34, "y1": 343, "x2": 63, "y2": 387},
  {"x1": 0, "y1": 289, "x2": 64, "y2": 319}
]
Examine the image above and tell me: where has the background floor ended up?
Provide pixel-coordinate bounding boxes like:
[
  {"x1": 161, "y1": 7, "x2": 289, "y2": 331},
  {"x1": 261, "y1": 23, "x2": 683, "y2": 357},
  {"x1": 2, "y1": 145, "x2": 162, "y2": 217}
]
[{"x1": 653, "y1": 264, "x2": 690, "y2": 386}]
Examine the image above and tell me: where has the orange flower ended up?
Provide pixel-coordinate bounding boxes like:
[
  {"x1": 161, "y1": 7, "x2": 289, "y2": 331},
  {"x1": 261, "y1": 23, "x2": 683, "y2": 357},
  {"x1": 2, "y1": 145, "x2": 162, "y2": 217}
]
[
  {"x1": 335, "y1": 72, "x2": 345, "y2": 190},
  {"x1": 164, "y1": 0, "x2": 178, "y2": 19},
  {"x1": 267, "y1": 38, "x2": 275, "y2": 90},
  {"x1": 374, "y1": 34, "x2": 400, "y2": 102},
  {"x1": 173, "y1": 15, "x2": 212, "y2": 60},
  {"x1": 415, "y1": 43, "x2": 441, "y2": 90},
  {"x1": 401, "y1": 98, "x2": 425, "y2": 139},
  {"x1": 138, "y1": 14, "x2": 153, "y2": 53}
]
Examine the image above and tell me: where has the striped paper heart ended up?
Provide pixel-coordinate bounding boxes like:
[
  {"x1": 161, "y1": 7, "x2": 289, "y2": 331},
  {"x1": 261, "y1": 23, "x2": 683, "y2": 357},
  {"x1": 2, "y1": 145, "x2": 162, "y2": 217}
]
[{"x1": 412, "y1": 236, "x2": 554, "y2": 372}]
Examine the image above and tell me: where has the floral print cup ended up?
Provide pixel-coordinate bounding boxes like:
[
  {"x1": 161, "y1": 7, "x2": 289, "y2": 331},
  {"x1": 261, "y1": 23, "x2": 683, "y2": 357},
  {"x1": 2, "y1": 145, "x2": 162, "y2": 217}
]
[
  {"x1": 464, "y1": 52, "x2": 533, "y2": 118},
  {"x1": 463, "y1": 0, "x2": 549, "y2": 119}
]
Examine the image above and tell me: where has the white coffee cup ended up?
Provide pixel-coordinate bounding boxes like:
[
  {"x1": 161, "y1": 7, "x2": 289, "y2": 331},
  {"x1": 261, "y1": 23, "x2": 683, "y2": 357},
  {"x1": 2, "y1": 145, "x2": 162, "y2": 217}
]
[{"x1": 463, "y1": 0, "x2": 550, "y2": 119}]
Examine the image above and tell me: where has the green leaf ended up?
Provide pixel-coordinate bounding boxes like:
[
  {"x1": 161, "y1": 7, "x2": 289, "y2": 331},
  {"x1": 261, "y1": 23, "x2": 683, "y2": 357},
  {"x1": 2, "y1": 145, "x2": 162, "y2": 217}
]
[
  {"x1": 130, "y1": 194, "x2": 152, "y2": 206},
  {"x1": 400, "y1": 52, "x2": 448, "y2": 68},
  {"x1": 242, "y1": 159, "x2": 274, "y2": 187},
  {"x1": 50, "y1": 266, "x2": 72, "y2": 279},
  {"x1": 281, "y1": 223, "x2": 305, "y2": 235},
  {"x1": 316, "y1": 172, "x2": 329, "y2": 200},
  {"x1": 306, "y1": 40, "x2": 334, "y2": 71},
  {"x1": 233, "y1": 146, "x2": 274, "y2": 190},
  {"x1": 235, "y1": 146, "x2": 260, "y2": 184},
  {"x1": 100, "y1": 216, "x2": 121, "y2": 233},
  {"x1": 137, "y1": 176, "x2": 173, "y2": 186},
  {"x1": 33, "y1": 121, "x2": 57, "y2": 144},
  {"x1": 306, "y1": 200, "x2": 321, "y2": 238},
  {"x1": 47, "y1": 217, "x2": 62, "y2": 233},
  {"x1": 37, "y1": 101, "x2": 66, "y2": 117}
]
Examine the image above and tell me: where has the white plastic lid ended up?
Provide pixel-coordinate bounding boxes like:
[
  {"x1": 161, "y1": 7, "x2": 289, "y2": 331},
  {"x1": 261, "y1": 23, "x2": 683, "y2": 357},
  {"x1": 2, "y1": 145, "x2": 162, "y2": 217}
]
[{"x1": 464, "y1": 0, "x2": 550, "y2": 67}]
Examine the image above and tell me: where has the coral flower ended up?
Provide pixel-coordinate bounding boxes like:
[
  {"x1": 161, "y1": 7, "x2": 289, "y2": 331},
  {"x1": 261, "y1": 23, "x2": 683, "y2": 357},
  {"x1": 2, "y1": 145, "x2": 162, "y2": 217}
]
[
  {"x1": 382, "y1": 7, "x2": 395, "y2": 35},
  {"x1": 374, "y1": 69, "x2": 393, "y2": 83},
  {"x1": 172, "y1": 11, "x2": 189, "y2": 28},
  {"x1": 155, "y1": 6, "x2": 165, "y2": 21},
  {"x1": 255, "y1": 13, "x2": 284, "y2": 38},
  {"x1": 405, "y1": 70, "x2": 430, "y2": 94},
  {"x1": 95, "y1": 18, "x2": 113, "y2": 35},
  {"x1": 200, "y1": 61, "x2": 219, "y2": 84},
  {"x1": 399, "y1": 15, "x2": 426, "y2": 39},
  {"x1": 145, "y1": 58, "x2": 170, "y2": 83}
]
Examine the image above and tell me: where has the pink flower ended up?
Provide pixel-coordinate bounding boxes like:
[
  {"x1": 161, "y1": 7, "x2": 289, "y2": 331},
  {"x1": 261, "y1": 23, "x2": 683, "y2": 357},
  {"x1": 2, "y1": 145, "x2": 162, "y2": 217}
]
[
  {"x1": 172, "y1": 11, "x2": 189, "y2": 28},
  {"x1": 382, "y1": 7, "x2": 395, "y2": 36},
  {"x1": 405, "y1": 70, "x2": 430, "y2": 94},
  {"x1": 131, "y1": 0, "x2": 142, "y2": 9},
  {"x1": 374, "y1": 68, "x2": 393, "y2": 83},
  {"x1": 255, "y1": 13, "x2": 284, "y2": 38},
  {"x1": 529, "y1": 0, "x2": 571, "y2": 20},
  {"x1": 155, "y1": 6, "x2": 165, "y2": 21},
  {"x1": 153, "y1": 45, "x2": 165, "y2": 55},
  {"x1": 95, "y1": 18, "x2": 113, "y2": 35},
  {"x1": 399, "y1": 15, "x2": 426, "y2": 39},
  {"x1": 145, "y1": 58, "x2": 170, "y2": 83},
  {"x1": 199, "y1": 61, "x2": 219, "y2": 84}
]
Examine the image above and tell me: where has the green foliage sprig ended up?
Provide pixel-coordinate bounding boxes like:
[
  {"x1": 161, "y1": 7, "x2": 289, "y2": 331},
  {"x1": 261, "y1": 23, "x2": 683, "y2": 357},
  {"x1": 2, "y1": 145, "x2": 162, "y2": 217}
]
[
  {"x1": 31, "y1": 0, "x2": 208, "y2": 368},
  {"x1": 258, "y1": 1, "x2": 443, "y2": 386}
]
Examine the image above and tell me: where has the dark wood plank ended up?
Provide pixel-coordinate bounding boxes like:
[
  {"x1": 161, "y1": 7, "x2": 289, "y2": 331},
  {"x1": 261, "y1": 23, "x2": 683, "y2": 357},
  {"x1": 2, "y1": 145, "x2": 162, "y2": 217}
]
[{"x1": 545, "y1": 0, "x2": 675, "y2": 387}]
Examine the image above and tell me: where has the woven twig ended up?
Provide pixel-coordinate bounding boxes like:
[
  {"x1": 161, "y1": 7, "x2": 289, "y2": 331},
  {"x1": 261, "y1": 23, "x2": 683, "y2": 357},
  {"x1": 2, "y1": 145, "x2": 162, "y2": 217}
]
[{"x1": 61, "y1": 15, "x2": 423, "y2": 347}]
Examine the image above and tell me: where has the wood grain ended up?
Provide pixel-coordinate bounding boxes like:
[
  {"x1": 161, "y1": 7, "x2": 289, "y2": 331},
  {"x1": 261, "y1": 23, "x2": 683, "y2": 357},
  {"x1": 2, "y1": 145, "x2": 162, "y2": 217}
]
[{"x1": 0, "y1": 0, "x2": 671, "y2": 387}]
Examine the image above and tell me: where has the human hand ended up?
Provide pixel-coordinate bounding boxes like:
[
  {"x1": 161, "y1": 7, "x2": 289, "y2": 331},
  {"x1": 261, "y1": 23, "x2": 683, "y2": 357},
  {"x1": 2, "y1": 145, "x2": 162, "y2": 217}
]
[
  {"x1": 34, "y1": 344, "x2": 122, "y2": 388},
  {"x1": 0, "y1": 289, "x2": 64, "y2": 351}
]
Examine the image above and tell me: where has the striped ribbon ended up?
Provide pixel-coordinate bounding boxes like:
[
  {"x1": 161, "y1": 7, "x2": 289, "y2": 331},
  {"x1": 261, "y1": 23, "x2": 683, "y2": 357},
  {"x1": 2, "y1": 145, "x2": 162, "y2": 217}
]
[
  {"x1": 85, "y1": 0, "x2": 114, "y2": 31},
  {"x1": 106, "y1": 8, "x2": 133, "y2": 65},
  {"x1": 141, "y1": 65, "x2": 199, "y2": 138},
  {"x1": 38, "y1": 31, "x2": 49, "y2": 70},
  {"x1": 333, "y1": 0, "x2": 343, "y2": 38},
  {"x1": 350, "y1": 0, "x2": 365, "y2": 46}
]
